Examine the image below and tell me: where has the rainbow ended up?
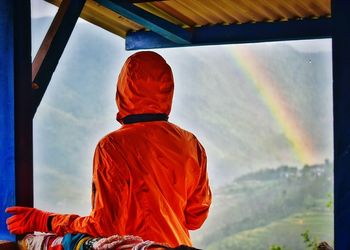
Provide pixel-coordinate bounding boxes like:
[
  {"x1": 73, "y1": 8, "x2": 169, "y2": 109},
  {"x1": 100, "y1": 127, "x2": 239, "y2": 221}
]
[{"x1": 229, "y1": 46, "x2": 317, "y2": 166}]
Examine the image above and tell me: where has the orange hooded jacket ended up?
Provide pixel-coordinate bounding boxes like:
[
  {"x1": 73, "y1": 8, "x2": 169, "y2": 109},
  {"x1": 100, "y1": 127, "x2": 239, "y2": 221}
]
[{"x1": 50, "y1": 51, "x2": 212, "y2": 247}]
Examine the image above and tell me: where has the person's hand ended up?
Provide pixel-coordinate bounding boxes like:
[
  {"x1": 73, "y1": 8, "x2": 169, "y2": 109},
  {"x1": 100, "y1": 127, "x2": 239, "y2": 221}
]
[{"x1": 5, "y1": 206, "x2": 52, "y2": 234}]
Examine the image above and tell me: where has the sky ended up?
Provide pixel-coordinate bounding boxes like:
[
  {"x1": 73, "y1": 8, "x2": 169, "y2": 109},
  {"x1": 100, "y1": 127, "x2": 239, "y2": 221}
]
[
  {"x1": 31, "y1": 0, "x2": 333, "y2": 215},
  {"x1": 31, "y1": 0, "x2": 56, "y2": 17}
]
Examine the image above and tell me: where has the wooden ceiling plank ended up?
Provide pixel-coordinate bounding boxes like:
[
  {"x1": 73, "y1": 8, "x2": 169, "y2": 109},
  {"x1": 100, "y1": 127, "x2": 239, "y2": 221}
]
[
  {"x1": 171, "y1": 0, "x2": 215, "y2": 25},
  {"x1": 281, "y1": 0, "x2": 305, "y2": 17},
  {"x1": 169, "y1": 0, "x2": 209, "y2": 25},
  {"x1": 135, "y1": 2, "x2": 186, "y2": 26},
  {"x1": 80, "y1": 8, "x2": 127, "y2": 37},
  {"x1": 218, "y1": 0, "x2": 251, "y2": 23},
  {"x1": 43, "y1": 0, "x2": 333, "y2": 41},
  {"x1": 317, "y1": 0, "x2": 331, "y2": 14},
  {"x1": 295, "y1": 0, "x2": 319, "y2": 17},
  {"x1": 239, "y1": 0, "x2": 277, "y2": 22},
  {"x1": 152, "y1": 1, "x2": 196, "y2": 27},
  {"x1": 308, "y1": 2, "x2": 328, "y2": 17},
  {"x1": 185, "y1": 0, "x2": 231, "y2": 24},
  {"x1": 87, "y1": 0, "x2": 143, "y2": 30},
  {"x1": 224, "y1": 0, "x2": 262, "y2": 22},
  {"x1": 45, "y1": 0, "x2": 143, "y2": 35},
  {"x1": 203, "y1": 0, "x2": 243, "y2": 24},
  {"x1": 231, "y1": 0, "x2": 268, "y2": 22},
  {"x1": 260, "y1": 0, "x2": 294, "y2": 20}
]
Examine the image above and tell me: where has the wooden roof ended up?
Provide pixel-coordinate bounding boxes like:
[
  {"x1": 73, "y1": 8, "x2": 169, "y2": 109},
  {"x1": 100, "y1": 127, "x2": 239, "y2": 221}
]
[
  {"x1": 44, "y1": 0, "x2": 332, "y2": 50},
  {"x1": 45, "y1": 0, "x2": 331, "y2": 37}
]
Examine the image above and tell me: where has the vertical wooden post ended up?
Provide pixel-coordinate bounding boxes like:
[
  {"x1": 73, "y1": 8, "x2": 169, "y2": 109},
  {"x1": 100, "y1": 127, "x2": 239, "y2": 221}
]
[
  {"x1": 13, "y1": 0, "x2": 33, "y2": 210},
  {"x1": 332, "y1": 1, "x2": 350, "y2": 249}
]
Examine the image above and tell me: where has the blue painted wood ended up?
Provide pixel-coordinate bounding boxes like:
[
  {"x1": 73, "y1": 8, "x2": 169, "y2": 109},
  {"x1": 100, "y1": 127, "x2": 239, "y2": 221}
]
[
  {"x1": 0, "y1": 0, "x2": 16, "y2": 242},
  {"x1": 126, "y1": 17, "x2": 331, "y2": 50},
  {"x1": 95, "y1": 0, "x2": 191, "y2": 44},
  {"x1": 332, "y1": 1, "x2": 350, "y2": 249},
  {"x1": 0, "y1": 1, "x2": 33, "y2": 241}
]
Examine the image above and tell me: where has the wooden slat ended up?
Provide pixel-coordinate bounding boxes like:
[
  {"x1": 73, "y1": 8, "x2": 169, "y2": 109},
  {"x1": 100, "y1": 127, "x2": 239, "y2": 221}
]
[
  {"x1": 182, "y1": 0, "x2": 230, "y2": 24},
  {"x1": 317, "y1": 0, "x2": 331, "y2": 15},
  {"x1": 152, "y1": 1, "x2": 196, "y2": 27},
  {"x1": 222, "y1": 0, "x2": 257, "y2": 22},
  {"x1": 46, "y1": 0, "x2": 144, "y2": 37},
  {"x1": 280, "y1": 1, "x2": 303, "y2": 19},
  {"x1": 260, "y1": 0, "x2": 294, "y2": 20},
  {"x1": 171, "y1": 1, "x2": 217, "y2": 25},
  {"x1": 208, "y1": 1, "x2": 246, "y2": 24},
  {"x1": 85, "y1": 0, "x2": 143, "y2": 30},
  {"x1": 242, "y1": 0, "x2": 278, "y2": 22},
  {"x1": 80, "y1": 10, "x2": 127, "y2": 37},
  {"x1": 219, "y1": 0, "x2": 251, "y2": 24},
  {"x1": 134, "y1": 2, "x2": 186, "y2": 27},
  {"x1": 295, "y1": 0, "x2": 319, "y2": 17}
]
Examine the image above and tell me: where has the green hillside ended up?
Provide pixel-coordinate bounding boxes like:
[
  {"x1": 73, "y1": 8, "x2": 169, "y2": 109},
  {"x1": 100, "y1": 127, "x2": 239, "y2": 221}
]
[
  {"x1": 207, "y1": 210, "x2": 333, "y2": 250},
  {"x1": 191, "y1": 162, "x2": 333, "y2": 249}
]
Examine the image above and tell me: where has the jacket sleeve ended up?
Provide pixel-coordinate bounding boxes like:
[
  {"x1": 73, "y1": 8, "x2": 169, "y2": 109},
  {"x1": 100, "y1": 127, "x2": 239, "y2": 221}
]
[
  {"x1": 184, "y1": 141, "x2": 212, "y2": 230},
  {"x1": 50, "y1": 138, "x2": 130, "y2": 237}
]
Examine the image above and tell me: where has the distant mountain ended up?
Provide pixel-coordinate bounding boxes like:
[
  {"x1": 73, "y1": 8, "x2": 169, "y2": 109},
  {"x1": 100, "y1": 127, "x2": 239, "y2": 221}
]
[{"x1": 31, "y1": 18, "x2": 333, "y2": 215}]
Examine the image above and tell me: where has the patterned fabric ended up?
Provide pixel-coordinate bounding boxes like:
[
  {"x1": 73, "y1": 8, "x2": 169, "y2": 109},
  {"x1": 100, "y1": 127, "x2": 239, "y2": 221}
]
[
  {"x1": 74, "y1": 237, "x2": 90, "y2": 250},
  {"x1": 19, "y1": 233, "x2": 62, "y2": 250},
  {"x1": 62, "y1": 234, "x2": 86, "y2": 250},
  {"x1": 19, "y1": 233, "x2": 203, "y2": 250},
  {"x1": 82, "y1": 238, "x2": 100, "y2": 250}
]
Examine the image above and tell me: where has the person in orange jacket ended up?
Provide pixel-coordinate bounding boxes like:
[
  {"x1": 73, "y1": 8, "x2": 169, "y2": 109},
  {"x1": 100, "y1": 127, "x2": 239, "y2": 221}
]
[{"x1": 6, "y1": 51, "x2": 212, "y2": 247}]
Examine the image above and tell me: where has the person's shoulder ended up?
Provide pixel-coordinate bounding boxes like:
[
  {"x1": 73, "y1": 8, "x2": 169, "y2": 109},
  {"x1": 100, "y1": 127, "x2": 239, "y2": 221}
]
[
  {"x1": 167, "y1": 122, "x2": 200, "y2": 143},
  {"x1": 170, "y1": 122, "x2": 207, "y2": 152},
  {"x1": 96, "y1": 128, "x2": 127, "y2": 148}
]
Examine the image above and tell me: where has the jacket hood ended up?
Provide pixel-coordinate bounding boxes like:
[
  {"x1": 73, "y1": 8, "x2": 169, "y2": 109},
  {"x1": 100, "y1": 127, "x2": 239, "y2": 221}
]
[{"x1": 116, "y1": 51, "x2": 174, "y2": 124}]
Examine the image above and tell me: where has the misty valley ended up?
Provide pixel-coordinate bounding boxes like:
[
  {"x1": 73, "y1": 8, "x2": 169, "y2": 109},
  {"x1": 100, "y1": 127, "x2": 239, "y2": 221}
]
[{"x1": 192, "y1": 161, "x2": 333, "y2": 249}]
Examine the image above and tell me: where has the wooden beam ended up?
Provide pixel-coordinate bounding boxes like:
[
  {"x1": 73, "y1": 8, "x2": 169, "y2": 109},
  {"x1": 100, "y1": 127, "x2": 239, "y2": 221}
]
[
  {"x1": 332, "y1": 0, "x2": 350, "y2": 249},
  {"x1": 126, "y1": 17, "x2": 332, "y2": 50},
  {"x1": 95, "y1": 0, "x2": 191, "y2": 44},
  {"x1": 13, "y1": 0, "x2": 33, "y2": 211},
  {"x1": 32, "y1": 0, "x2": 86, "y2": 117}
]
